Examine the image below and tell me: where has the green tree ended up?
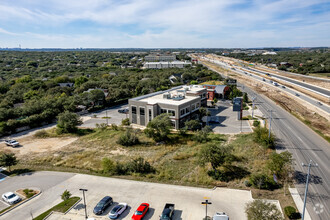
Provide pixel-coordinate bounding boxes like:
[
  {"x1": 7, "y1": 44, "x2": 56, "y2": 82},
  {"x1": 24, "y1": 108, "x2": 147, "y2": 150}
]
[
  {"x1": 199, "y1": 143, "x2": 230, "y2": 171},
  {"x1": 195, "y1": 126, "x2": 212, "y2": 143},
  {"x1": 198, "y1": 107, "x2": 210, "y2": 120},
  {"x1": 102, "y1": 158, "x2": 116, "y2": 175},
  {"x1": 243, "y1": 93, "x2": 249, "y2": 103},
  {"x1": 185, "y1": 120, "x2": 201, "y2": 131},
  {"x1": 74, "y1": 76, "x2": 88, "y2": 88},
  {"x1": 117, "y1": 128, "x2": 140, "y2": 147},
  {"x1": 127, "y1": 157, "x2": 155, "y2": 174},
  {"x1": 266, "y1": 151, "x2": 292, "y2": 179},
  {"x1": 56, "y1": 111, "x2": 82, "y2": 134},
  {"x1": 0, "y1": 153, "x2": 18, "y2": 172},
  {"x1": 61, "y1": 190, "x2": 72, "y2": 204},
  {"x1": 245, "y1": 200, "x2": 284, "y2": 220},
  {"x1": 144, "y1": 114, "x2": 172, "y2": 142}
]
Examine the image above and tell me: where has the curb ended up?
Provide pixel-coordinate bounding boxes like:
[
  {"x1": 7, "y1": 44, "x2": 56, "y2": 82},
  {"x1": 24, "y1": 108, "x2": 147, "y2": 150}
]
[
  {"x1": 43, "y1": 197, "x2": 82, "y2": 220},
  {"x1": 0, "y1": 189, "x2": 42, "y2": 217}
]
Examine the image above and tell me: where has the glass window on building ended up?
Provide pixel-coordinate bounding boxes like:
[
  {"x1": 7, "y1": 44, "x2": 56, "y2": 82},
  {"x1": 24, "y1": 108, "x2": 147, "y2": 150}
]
[
  {"x1": 186, "y1": 107, "x2": 190, "y2": 113},
  {"x1": 132, "y1": 106, "x2": 136, "y2": 114},
  {"x1": 180, "y1": 109, "x2": 185, "y2": 116},
  {"x1": 192, "y1": 104, "x2": 195, "y2": 110},
  {"x1": 196, "y1": 102, "x2": 200, "y2": 108},
  {"x1": 168, "y1": 110, "x2": 175, "y2": 116},
  {"x1": 140, "y1": 107, "x2": 145, "y2": 116},
  {"x1": 160, "y1": 108, "x2": 167, "y2": 114},
  {"x1": 149, "y1": 109, "x2": 152, "y2": 121},
  {"x1": 171, "y1": 120, "x2": 176, "y2": 128}
]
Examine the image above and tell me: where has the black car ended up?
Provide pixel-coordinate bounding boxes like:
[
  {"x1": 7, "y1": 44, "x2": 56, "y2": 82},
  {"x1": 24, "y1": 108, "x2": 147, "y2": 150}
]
[{"x1": 93, "y1": 196, "x2": 113, "y2": 215}]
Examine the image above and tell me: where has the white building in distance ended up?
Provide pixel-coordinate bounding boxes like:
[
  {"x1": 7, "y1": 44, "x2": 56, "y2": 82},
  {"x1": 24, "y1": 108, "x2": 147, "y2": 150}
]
[{"x1": 143, "y1": 61, "x2": 192, "y2": 69}]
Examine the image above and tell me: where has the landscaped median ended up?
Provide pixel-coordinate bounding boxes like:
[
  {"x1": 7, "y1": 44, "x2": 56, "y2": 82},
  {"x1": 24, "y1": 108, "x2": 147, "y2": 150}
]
[
  {"x1": 33, "y1": 196, "x2": 80, "y2": 220},
  {"x1": 0, "y1": 188, "x2": 41, "y2": 216}
]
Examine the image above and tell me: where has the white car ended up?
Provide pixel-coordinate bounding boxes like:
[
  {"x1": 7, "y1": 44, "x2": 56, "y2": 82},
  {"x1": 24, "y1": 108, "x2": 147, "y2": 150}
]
[
  {"x1": 109, "y1": 202, "x2": 127, "y2": 219},
  {"x1": 213, "y1": 212, "x2": 229, "y2": 220},
  {"x1": 2, "y1": 192, "x2": 21, "y2": 205},
  {"x1": 5, "y1": 140, "x2": 19, "y2": 147}
]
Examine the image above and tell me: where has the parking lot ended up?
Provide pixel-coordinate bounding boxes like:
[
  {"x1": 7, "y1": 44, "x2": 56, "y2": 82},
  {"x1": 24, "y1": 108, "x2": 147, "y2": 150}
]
[
  {"x1": 0, "y1": 172, "x2": 253, "y2": 220},
  {"x1": 81, "y1": 104, "x2": 129, "y2": 128},
  {"x1": 208, "y1": 100, "x2": 252, "y2": 134}
]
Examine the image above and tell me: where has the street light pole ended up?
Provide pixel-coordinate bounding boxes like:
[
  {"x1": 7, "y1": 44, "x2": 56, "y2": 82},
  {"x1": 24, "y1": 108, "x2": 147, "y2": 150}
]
[
  {"x1": 201, "y1": 199, "x2": 212, "y2": 220},
  {"x1": 251, "y1": 97, "x2": 256, "y2": 119},
  {"x1": 301, "y1": 160, "x2": 318, "y2": 220},
  {"x1": 267, "y1": 110, "x2": 275, "y2": 138},
  {"x1": 79, "y1": 188, "x2": 88, "y2": 219}
]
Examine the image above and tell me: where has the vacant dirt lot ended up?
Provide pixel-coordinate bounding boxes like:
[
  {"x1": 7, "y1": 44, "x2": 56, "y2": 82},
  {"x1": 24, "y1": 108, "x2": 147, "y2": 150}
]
[{"x1": 0, "y1": 137, "x2": 78, "y2": 157}]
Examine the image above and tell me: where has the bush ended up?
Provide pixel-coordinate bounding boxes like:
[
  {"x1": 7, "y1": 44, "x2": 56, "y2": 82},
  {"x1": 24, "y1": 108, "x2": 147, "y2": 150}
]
[
  {"x1": 195, "y1": 126, "x2": 212, "y2": 143},
  {"x1": 95, "y1": 123, "x2": 108, "y2": 131},
  {"x1": 185, "y1": 120, "x2": 201, "y2": 131},
  {"x1": 117, "y1": 128, "x2": 140, "y2": 146},
  {"x1": 249, "y1": 173, "x2": 278, "y2": 190},
  {"x1": 56, "y1": 111, "x2": 82, "y2": 134},
  {"x1": 61, "y1": 190, "x2": 71, "y2": 204},
  {"x1": 127, "y1": 157, "x2": 155, "y2": 174},
  {"x1": 253, "y1": 120, "x2": 260, "y2": 127},
  {"x1": 253, "y1": 126, "x2": 275, "y2": 149},
  {"x1": 284, "y1": 206, "x2": 299, "y2": 219},
  {"x1": 101, "y1": 158, "x2": 116, "y2": 175},
  {"x1": 121, "y1": 118, "x2": 130, "y2": 126},
  {"x1": 144, "y1": 114, "x2": 172, "y2": 142},
  {"x1": 110, "y1": 124, "x2": 118, "y2": 130},
  {"x1": 34, "y1": 130, "x2": 50, "y2": 138},
  {"x1": 23, "y1": 189, "x2": 36, "y2": 198}
]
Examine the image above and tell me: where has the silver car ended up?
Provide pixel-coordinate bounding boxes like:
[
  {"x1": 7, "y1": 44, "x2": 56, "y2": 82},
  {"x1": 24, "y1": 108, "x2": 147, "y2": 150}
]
[{"x1": 109, "y1": 203, "x2": 127, "y2": 219}]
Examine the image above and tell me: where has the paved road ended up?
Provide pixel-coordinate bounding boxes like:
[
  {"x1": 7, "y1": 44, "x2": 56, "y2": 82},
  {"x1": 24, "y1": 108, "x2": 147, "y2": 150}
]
[
  {"x1": 202, "y1": 59, "x2": 330, "y2": 219},
  {"x1": 246, "y1": 67, "x2": 330, "y2": 97},
  {"x1": 0, "y1": 172, "x2": 253, "y2": 220}
]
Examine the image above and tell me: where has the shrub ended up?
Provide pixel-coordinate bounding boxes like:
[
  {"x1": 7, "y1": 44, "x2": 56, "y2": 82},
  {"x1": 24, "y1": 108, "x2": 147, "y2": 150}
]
[
  {"x1": 245, "y1": 200, "x2": 284, "y2": 220},
  {"x1": 127, "y1": 157, "x2": 155, "y2": 174},
  {"x1": 253, "y1": 126, "x2": 275, "y2": 149},
  {"x1": 95, "y1": 123, "x2": 108, "y2": 131},
  {"x1": 34, "y1": 130, "x2": 50, "y2": 138},
  {"x1": 185, "y1": 120, "x2": 201, "y2": 131},
  {"x1": 101, "y1": 158, "x2": 116, "y2": 175},
  {"x1": 249, "y1": 173, "x2": 278, "y2": 190},
  {"x1": 144, "y1": 114, "x2": 172, "y2": 142},
  {"x1": 110, "y1": 124, "x2": 118, "y2": 130},
  {"x1": 195, "y1": 126, "x2": 212, "y2": 143},
  {"x1": 56, "y1": 111, "x2": 82, "y2": 134},
  {"x1": 121, "y1": 118, "x2": 130, "y2": 126},
  {"x1": 117, "y1": 128, "x2": 140, "y2": 146},
  {"x1": 253, "y1": 120, "x2": 260, "y2": 127},
  {"x1": 61, "y1": 190, "x2": 71, "y2": 204},
  {"x1": 284, "y1": 206, "x2": 298, "y2": 219},
  {"x1": 23, "y1": 189, "x2": 36, "y2": 198}
]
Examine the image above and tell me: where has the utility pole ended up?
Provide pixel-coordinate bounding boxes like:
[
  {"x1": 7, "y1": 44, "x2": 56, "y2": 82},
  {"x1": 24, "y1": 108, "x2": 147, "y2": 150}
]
[
  {"x1": 201, "y1": 199, "x2": 212, "y2": 220},
  {"x1": 301, "y1": 160, "x2": 318, "y2": 220},
  {"x1": 251, "y1": 97, "x2": 256, "y2": 119},
  {"x1": 267, "y1": 110, "x2": 275, "y2": 138},
  {"x1": 79, "y1": 188, "x2": 88, "y2": 219}
]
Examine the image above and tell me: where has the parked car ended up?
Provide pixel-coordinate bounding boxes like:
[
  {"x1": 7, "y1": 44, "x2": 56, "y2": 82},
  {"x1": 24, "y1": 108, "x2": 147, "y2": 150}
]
[
  {"x1": 93, "y1": 196, "x2": 113, "y2": 215},
  {"x1": 5, "y1": 140, "x2": 19, "y2": 147},
  {"x1": 160, "y1": 203, "x2": 175, "y2": 220},
  {"x1": 132, "y1": 203, "x2": 149, "y2": 220},
  {"x1": 118, "y1": 108, "x2": 129, "y2": 114},
  {"x1": 213, "y1": 212, "x2": 229, "y2": 220},
  {"x1": 109, "y1": 203, "x2": 127, "y2": 219},
  {"x1": 2, "y1": 192, "x2": 21, "y2": 205}
]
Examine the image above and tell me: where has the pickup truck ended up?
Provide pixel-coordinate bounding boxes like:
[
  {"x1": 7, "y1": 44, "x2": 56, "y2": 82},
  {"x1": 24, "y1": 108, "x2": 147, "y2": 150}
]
[
  {"x1": 159, "y1": 203, "x2": 174, "y2": 220},
  {"x1": 5, "y1": 140, "x2": 19, "y2": 147}
]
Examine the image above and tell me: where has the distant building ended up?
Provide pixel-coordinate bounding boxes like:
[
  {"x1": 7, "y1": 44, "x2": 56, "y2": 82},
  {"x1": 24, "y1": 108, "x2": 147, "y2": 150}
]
[
  {"x1": 202, "y1": 85, "x2": 230, "y2": 100},
  {"x1": 143, "y1": 61, "x2": 192, "y2": 69},
  {"x1": 144, "y1": 54, "x2": 176, "y2": 62},
  {"x1": 58, "y1": 83, "x2": 74, "y2": 88},
  {"x1": 280, "y1": 62, "x2": 292, "y2": 67},
  {"x1": 129, "y1": 85, "x2": 207, "y2": 129},
  {"x1": 262, "y1": 52, "x2": 277, "y2": 55}
]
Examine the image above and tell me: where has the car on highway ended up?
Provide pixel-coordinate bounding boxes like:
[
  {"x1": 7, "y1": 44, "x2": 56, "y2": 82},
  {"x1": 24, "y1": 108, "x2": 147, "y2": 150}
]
[
  {"x1": 2, "y1": 192, "x2": 21, "y2": 205},
  {"x1": 213, "y1": 212, "x2": 229, "y2": 220},
  {"x1": 295, "y1": 93, "x2": 300, "y2": 96},
  {"x1": 5, "y1": 140, "x2": 19, "y2": 147},
  {"x1": 262, "y1": 78, "x2": 265, "y2": 81},
  {"x1": 282, "y1": 85, "x2": 286, "y2": 88},
  {"x1": 93, "y1": 196, "x2": 113, "y2": 215},
  {"x1": 109, "y1": 203, "x2": 127, "y2": 219},
  {"x1": 132, "y1": 203, "x2": 149, "y2": 220},
  {"x1": 160, "y1": 203, "x2": 175, "y2": 220},
  {"x1": 118, "y1": 108, "x2": 129, "y2": 114},
  {"x1": 317, "y1": 101, "x2": 322, "y2": 105}
]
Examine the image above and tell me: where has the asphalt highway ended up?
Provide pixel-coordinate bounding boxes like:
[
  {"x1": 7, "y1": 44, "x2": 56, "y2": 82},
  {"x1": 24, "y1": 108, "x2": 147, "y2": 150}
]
[
  {"x1": 202, "y1": 58, "x2": 330, "y2": 219},
  {"x1": 245, "y1": 67, "x2": 330, "y2": 97}
]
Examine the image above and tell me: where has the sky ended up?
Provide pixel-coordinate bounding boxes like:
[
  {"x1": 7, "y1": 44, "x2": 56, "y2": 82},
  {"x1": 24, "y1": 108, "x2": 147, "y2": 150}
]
[{"x1": 0, "y1": 0, "x2": 329, "y2": 48}]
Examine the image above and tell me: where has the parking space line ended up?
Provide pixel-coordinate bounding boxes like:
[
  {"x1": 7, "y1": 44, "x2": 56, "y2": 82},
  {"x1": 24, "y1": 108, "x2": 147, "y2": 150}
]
[{"x1": 0, "y1": 199, "x2": 10, "y2": 207}]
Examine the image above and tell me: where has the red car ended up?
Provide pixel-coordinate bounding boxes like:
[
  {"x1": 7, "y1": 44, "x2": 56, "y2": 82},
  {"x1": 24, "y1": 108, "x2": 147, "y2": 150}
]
[{"x1": 132, "y1": 203, "x2": 149, "y2": 220}]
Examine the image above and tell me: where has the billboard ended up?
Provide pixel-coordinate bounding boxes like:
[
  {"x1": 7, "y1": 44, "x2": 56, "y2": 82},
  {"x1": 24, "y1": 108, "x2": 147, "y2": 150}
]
[{"x1": 233, "y1": 97, "x2": 242, "y2": 111}]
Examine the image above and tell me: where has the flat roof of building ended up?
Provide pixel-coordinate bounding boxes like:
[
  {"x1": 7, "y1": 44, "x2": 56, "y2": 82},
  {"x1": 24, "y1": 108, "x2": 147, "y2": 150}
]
[
  {"x1": 131, "y1": 85, "x2": 204, "y2": 106},
  {"x1": 144, "y1": 61, "x2": 192, "y2": 65}
]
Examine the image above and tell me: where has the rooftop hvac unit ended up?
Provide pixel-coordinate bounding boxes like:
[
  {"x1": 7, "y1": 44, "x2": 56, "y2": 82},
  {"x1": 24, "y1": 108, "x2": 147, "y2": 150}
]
[{"x1": 163, "y1": 93, "x2": 171, "y2": 99}]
